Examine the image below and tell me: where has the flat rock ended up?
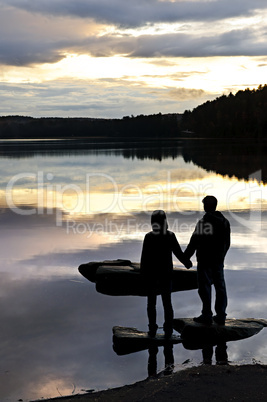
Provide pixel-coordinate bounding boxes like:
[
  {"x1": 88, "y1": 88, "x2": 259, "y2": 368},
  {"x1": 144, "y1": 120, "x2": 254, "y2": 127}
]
[
  {"x1": 78, "y1": 259, "x2": 197, "y2": 296},
  {"x1": 112, "y1": 326, "x2": 181, "y2": 355},
  {"x1": 173, "y1": 317, "x2": 267, "y2": 347},
  {"x1": 78, "y1": 259, "x2": 132, "y2": 282}
]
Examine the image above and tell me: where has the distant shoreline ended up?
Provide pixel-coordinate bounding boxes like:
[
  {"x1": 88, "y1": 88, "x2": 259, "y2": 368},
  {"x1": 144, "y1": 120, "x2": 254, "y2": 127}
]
[{"x1": 0, "y1": 114, "x2": 182, "y2": 140}]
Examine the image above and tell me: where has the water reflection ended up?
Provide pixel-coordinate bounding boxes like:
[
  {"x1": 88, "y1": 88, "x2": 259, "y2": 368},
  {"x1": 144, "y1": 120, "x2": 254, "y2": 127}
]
[
  {"x1": 147, "y1": 341, "x2": 228, "y2": 377},
  {"x1": 182, "y1": 139, "x2": 267, "y2": 183},
  {"x1": 201, "y1": 343, "x2": 228, "y2": 365},
  {"x1": 1, "y1": 140, "x2": 267, "y2": 401},
  {"x1": 0, "y1": 139, "x2": 183, "y2": 161},
  {"x1": 148, "y1": 344, "x2": 175, "y2": 377},
  {"x1": 2, "y1": 138, "x2": 267, "y2": 187},
  {"x1": 113, "y1": 326, "x2": 267, "y2": 380},
  {"x1": 1, "y1": 139, "x2": 267, "y2": 217},
  {"x1": 112, "y1": 316, "x2": 266, "y2": 373},
  {"x1": 113, "y1": 336, "x2": 233, "y2": 379},
  {"x1": 0, "y1": 213, "x2": 267, "y2": 401}
]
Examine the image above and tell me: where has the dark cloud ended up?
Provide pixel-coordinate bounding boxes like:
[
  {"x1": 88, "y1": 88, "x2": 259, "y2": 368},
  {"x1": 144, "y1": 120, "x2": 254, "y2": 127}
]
[
  {"x1": 4, "y1": 0, "x2": 267, "y2": 27},
  {"x1": 0, "y1": 1, "x2": 266, "y2": 66},
  {"x1": 1, "y1": 27, "x2": 266, "y2": 67},
  {"x1": 0, "y1": 40, "x2": 64, "y2": 66},
  {"x1": 63, "y1": 28, "x2": 267, "y2": 59},
  {"x1": 0, "y1": 1, "x2": 266, "y2": 117}
]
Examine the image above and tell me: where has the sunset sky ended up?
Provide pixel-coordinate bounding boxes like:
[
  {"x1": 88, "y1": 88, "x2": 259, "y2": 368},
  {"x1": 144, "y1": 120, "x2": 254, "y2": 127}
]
[{"x1": 1, "y1": 0, "x2": 267, "y2": 118}]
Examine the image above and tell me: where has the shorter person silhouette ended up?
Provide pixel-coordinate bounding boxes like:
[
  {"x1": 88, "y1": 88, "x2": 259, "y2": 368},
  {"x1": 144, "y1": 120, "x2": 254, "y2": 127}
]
[{"x1": 140, "y1": 210, "x2": 192, "y2": 338}]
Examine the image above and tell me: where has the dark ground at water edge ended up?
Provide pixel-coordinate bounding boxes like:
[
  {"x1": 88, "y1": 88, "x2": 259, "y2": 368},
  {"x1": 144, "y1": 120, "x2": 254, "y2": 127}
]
[{"x1": 36, "y1": 364, "x2": 267, "y2": 402}]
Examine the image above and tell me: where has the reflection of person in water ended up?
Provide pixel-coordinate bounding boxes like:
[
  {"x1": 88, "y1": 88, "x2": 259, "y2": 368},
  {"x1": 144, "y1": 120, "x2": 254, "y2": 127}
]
[
  {"x1": 202, "y1": 342, "x2": 228, "y2": 365},
  {"x1": 141, "y1": 210, "x2": 192, "y2": 338},
  {"x1": 148, "y1": 344, "x2": 174, "y2": 377},
  {"x1": 185, "y1": 196, "x2": 231, "y2": 325}
]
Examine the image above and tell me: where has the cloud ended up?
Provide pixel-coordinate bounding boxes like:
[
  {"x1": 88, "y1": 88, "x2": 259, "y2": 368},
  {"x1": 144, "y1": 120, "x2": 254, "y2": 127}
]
[
  {"x1": 3, "y1": 0, "x2": 267, "y2": 27},
  {"x1": 0, "y1": 41, "x2": 63, "y2": 66},
  {"x1": 1, "y1": 27, "x2": 267, "y2": 67},
  {"x1": 167, "y1": 87, "x2": 205, "y2": 100},
  {"x1": 0, "y1": 1, "x2": 266, "y2": 66},
  {"x1": 105, "y1": 29, "x2": 267, "y2": 58},
  {"x1": 0, "y1": 0, "x2": 266, "y2": 117},
  {"x1": 0, "y1": 79, "x2": 213, "y2": 117},
  {"x1": 1, "y1": 0, "x2": 267, "y2": 68},
  {"x1": 0, "y1": 6, "x2": 100, "y2": 66},
  {"x1": 66, "y1": 28, "x2": 267, "y2": 60}
]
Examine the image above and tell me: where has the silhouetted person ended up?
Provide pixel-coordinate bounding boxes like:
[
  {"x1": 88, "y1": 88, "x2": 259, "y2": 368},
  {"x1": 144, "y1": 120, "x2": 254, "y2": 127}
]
[
  {"x1": 141, "y1": 210, "x2": 192, "y2": 338},
  {"x1": 184, "y1": 196, "x2": 230, "y2": 325}
]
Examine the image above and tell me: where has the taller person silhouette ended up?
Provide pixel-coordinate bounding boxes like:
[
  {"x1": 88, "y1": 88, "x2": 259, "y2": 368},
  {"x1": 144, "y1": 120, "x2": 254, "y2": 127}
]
[
  {"x1": 140, "y1": 210, "x2": 192, "y2": 338},
  {"x1": 184, "y1": 196, "x2": 231, "y2": 325}
]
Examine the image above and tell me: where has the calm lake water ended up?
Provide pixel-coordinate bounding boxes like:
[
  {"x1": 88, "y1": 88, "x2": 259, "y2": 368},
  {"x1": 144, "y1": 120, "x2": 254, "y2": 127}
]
[{"x1": 0, "y1": 139, "x2": 267, "y2": 401}]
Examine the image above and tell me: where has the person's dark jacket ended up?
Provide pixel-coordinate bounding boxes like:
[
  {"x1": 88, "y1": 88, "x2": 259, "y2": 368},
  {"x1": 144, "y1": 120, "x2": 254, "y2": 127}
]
[
  {"x1": 184, "y1": 211, "x2": 230, "y2": 265},
  {"x1": 140, "y1": 229, "x2": 191, "y2": 284}
]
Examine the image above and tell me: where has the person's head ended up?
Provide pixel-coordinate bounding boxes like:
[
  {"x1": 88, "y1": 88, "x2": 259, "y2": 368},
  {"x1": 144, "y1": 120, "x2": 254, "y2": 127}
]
[
  {"x1": 202, "y1": 195, "x2": 218, "y2": 212},
  {"x1": 151, "y1": 210, "x2": 168, "y2": 234}
]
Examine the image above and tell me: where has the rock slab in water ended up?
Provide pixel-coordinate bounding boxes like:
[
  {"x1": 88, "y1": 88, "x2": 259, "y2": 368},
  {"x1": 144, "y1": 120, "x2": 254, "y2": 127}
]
[
  {"x1": 173, "y1": 317, "x2": 267, "y2": 346},
  {"x1": 112, "y1": 326, "x2": 181, "y2": 355},
  {"x1": 78, "y1": 259, "x2": 197, "y2": 296},
  {"x1": 112, "y1": 319, "x2": 267, "y2": 355}
]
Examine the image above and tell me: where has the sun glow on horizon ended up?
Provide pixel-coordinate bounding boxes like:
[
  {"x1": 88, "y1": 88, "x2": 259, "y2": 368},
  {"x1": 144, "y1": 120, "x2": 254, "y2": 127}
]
[
  {"x1": 1, "y1": 53, "x2": 266, "y2": 104},
  {"x1": 1, "y1": 2, "x2": 267, "y2": 117}
]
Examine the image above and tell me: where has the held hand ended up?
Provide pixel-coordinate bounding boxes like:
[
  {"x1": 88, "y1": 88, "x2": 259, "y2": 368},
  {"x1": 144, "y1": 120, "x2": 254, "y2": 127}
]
[{"x1": 185, "y1": 260, "x2": 192, "y2": 269}]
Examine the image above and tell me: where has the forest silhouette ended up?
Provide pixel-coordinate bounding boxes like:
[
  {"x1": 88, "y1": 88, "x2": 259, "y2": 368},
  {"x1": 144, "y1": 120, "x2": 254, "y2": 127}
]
[
  {"x1": 1, "y1": 85, "x2": 267, "y2": 140},
  {"x1": 181, "y1": 85, "x2": 267, "y2": 138},
  {"x1": 1, "y1": 85, "x2": 267, "y2": 182}
]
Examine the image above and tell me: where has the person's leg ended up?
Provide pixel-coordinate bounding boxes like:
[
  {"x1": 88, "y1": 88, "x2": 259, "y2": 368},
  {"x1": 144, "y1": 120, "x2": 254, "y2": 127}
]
[
  {"x1": 161, "y1": 290, "x2": 173, "y2": 337},
  {"x1": 213, "y1": 265, "x2": 227, "y2": 322},
  {"x1": 197, "y1": 265, "x2": 213, "y2": 321},
  {"x1": 147, "y1": 293, "x2": 158, "y2": 336},
  {"x1": 160, "y1": 279, "x2": 173, "y2": 337}
]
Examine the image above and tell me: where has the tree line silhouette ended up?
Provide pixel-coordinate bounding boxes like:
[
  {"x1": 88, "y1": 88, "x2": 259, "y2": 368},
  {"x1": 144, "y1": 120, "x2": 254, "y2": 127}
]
[
  {"x1": 1, "y1": 85, "x2": 267, "y2": 140},
  {"x1": 0, "y1": 113, "x2": 181, "y2": 140},
  {"x1": 181, "y1": 85, "x2": 267, "y2": 138}
]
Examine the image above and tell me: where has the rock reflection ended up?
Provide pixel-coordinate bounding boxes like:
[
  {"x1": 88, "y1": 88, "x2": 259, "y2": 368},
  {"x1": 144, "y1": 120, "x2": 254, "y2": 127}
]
[
  {"x1": 112, "y1": 326, "x2": 181, "y2": 356},
  {"x1": 113, "y1": 328, "x2": 230, "y2": 377},
  {"x1": 112, "y1": 319, "x2": 267, "y2": 377}
]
